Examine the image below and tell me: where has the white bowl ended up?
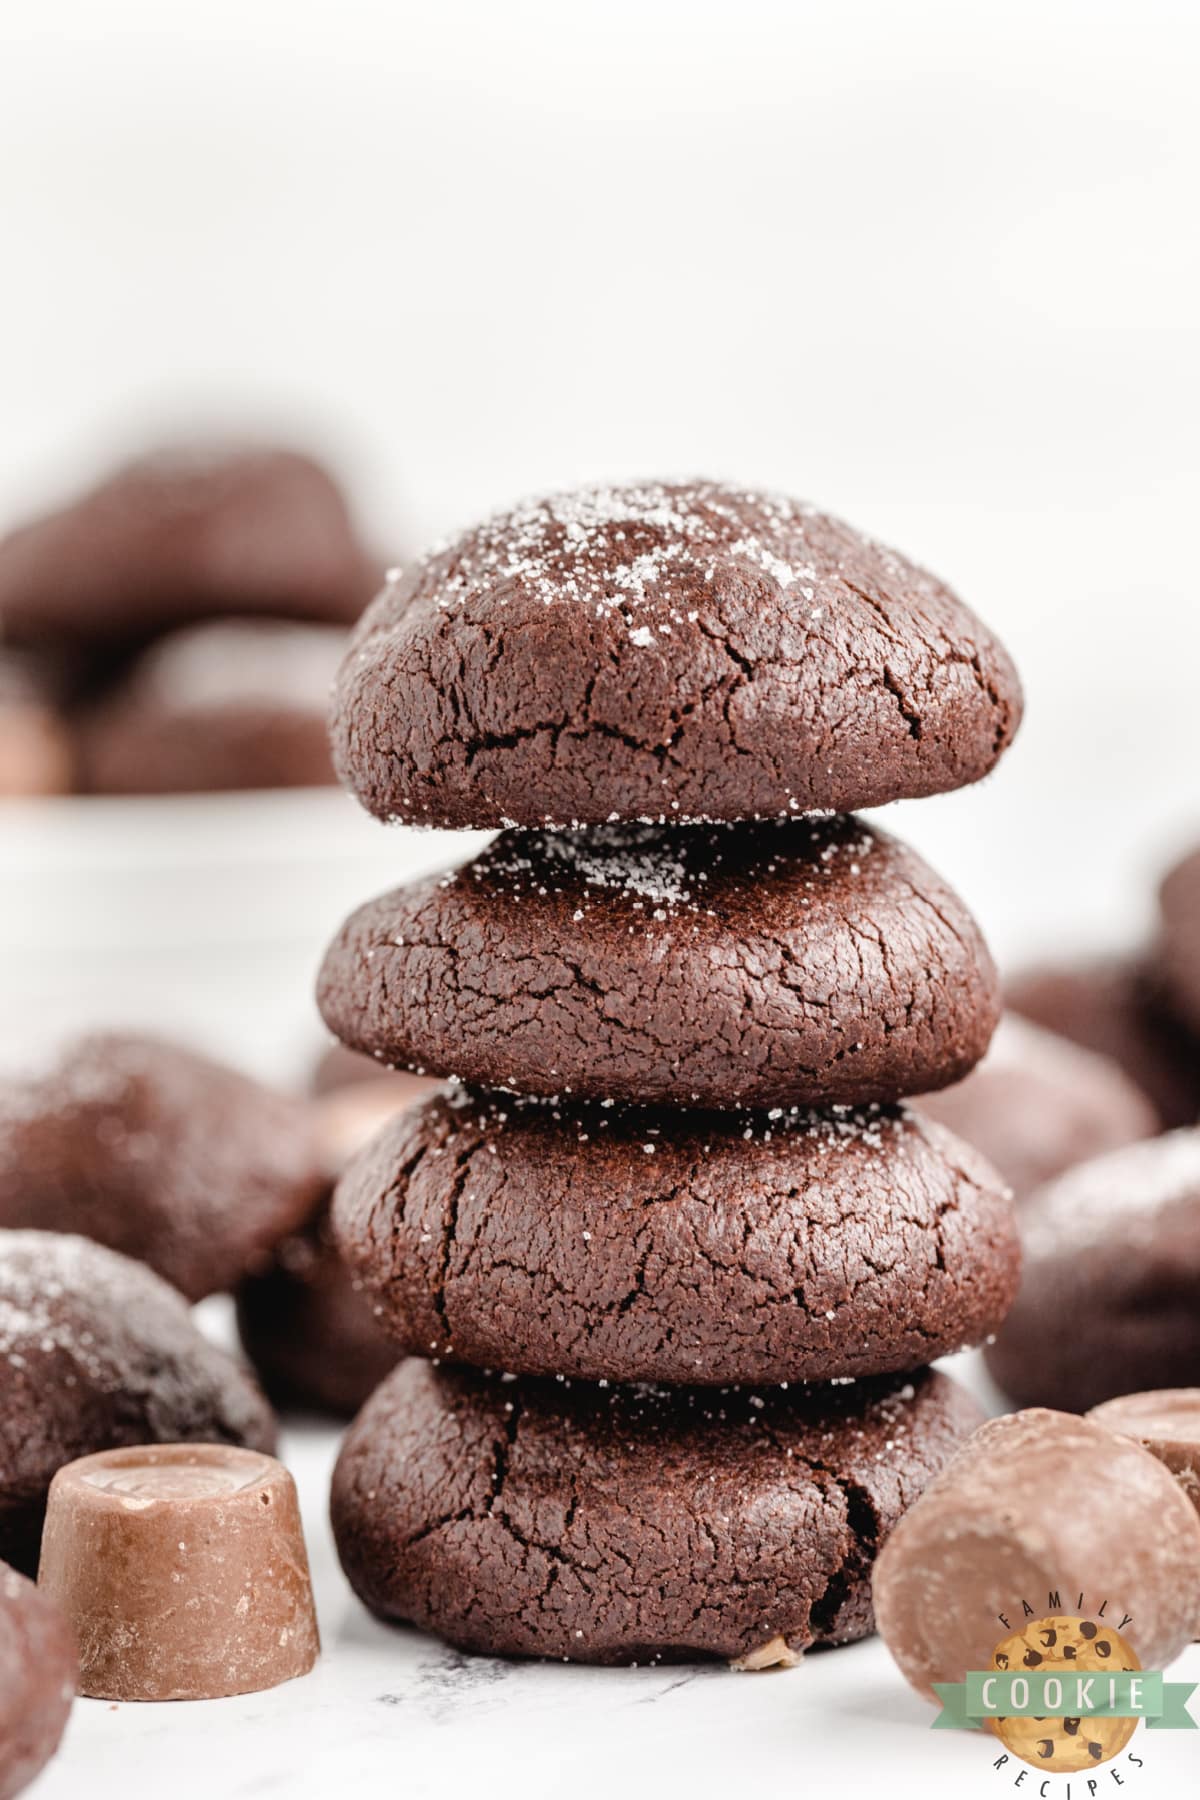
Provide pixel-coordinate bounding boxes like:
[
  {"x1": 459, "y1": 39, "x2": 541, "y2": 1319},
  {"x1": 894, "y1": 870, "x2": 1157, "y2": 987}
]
[{"x1": 0, "y1": 787, "x2": 490, "y2": 1082}]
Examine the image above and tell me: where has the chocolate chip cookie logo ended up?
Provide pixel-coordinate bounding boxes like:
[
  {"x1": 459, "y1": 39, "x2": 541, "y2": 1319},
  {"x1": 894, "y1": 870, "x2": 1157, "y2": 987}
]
[{"x1": 933, "y1": 1612, "x2": 1197, "y2": 1776}]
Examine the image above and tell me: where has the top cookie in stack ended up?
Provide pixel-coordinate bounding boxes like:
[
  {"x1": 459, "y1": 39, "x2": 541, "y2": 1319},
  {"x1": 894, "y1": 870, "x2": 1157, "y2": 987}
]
[
  {"x1": 319, "y1": 480, "x2": 1022, "y2": 1668},
  {"x1": 331, "y1": 480, "x2": 1020, "y2": 830}
]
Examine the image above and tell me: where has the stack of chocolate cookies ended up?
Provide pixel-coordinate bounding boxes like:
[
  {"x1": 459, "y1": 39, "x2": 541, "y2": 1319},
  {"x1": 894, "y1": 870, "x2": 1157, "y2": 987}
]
[{"x1": 317, "y1": 481, "x2": 1023, "y2": 1666}]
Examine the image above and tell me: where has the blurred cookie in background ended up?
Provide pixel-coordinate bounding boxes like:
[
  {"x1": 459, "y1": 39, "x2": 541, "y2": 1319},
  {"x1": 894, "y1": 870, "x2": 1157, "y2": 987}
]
[
  {"x1": 1157, "y1": 841, "x2": 1200, "y2": 1043},
  {"x1": 1007, "y1": 955, "x2": 1200, "y2": 1130},
  {"x1": 918, "y1": 1013, "x2": 1156, "y2": 1200},
  {"x1": 0, "y1": 651, "x2": 73, "y2": 797},
  {"x1": 75, "y1": 619, "x2": 346, "y2": 794},
  {"x1": 235, "y1": 1058, "x2": 438, "y2": 1415},
  {"x1": 0, "y1": 443, "x2": 379, "y2": 649},
  {"x1": 985, "y1": 1128, "x2": 1200, "y2": 1412},
  {"x1": 235, "y1": 1198, "x2": 400, "y2": 1418},
  {"x1": 0, "y1": 1031, "x2": 326, "y2": 1300}
]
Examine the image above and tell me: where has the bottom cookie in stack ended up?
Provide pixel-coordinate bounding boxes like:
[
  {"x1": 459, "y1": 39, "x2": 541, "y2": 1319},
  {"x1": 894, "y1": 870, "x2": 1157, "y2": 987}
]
[{"x1": 332, "y1": 1359, "x2": 983, "y2": 1666}]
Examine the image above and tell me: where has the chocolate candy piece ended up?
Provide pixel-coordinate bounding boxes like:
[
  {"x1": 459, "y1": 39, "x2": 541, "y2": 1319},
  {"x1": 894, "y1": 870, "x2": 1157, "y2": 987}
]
[
  {"x1": 332, "y1": 1089, "x2": 1019, "y2": 1386},
  {"x1": 0, "y1": 1561, "x2": 75, "y2": 1800},
  {"x1": 1008, "y1": 956, "x2": 1200, "y2": 1131},
  {"x1": 918, "y1": 1015, "x2": 1156, "y2": 1199},
  {"x1": 310, "y1": 1039, "x2": 439, "y2": 1101},
  {"x1": 332, "y1": 1359, "x2": 983, "y2": 1664},
  {"x1": 76, "y1": 620, "x2": 347, "y2": 794},
  {"x1": 1089, "y1": 1389, "x2": 1200, "y2": 1515},
  {"x1": 0, "y1": 652, "x2": 72, "y2": 797},
  {"x1": 331, "y1": 480, "x2": 1022, "y2": 829},
  {"x1": 0, "y1": 1032, "x2": 327, "y2": 1300},
  {"x1": 873, "y1": 1408, "x2": 1200, "y2": 1701},
  {"x1": 39, "y1": 1444, "x2": 318, "y2": 1699},
  {"x1": 985, "y1": 1128, "x2": 1200, "y2": 1411},
  {"x1": 0, "y1": 444, "x2": 376, "y2": 646},
  {"x1": 0, "y1": 1230, "x2": 276, "y2": 1572},
  {"x1": 311, "y1": 1070, "x2": 442, "y2": 1172},
  {"x1": 318, "y1": 816, "x2": 1000, "y2": 1111}
]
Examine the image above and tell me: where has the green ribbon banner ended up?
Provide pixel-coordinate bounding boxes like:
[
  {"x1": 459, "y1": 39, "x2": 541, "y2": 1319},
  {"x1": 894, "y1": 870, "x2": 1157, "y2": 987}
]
[{"x1": 932, "y1": 1671, "x2": 1197, "y2": 1733}]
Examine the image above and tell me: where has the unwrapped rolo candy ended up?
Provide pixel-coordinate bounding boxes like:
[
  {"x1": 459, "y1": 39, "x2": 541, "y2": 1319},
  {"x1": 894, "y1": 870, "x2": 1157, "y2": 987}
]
[{"x1": 38, "y1": 1443, "x2": 319, "y2": 1701}]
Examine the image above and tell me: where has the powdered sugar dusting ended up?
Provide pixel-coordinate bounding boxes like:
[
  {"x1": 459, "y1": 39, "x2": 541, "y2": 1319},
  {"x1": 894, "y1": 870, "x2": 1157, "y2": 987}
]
[
  {"x1": 461, "y1": 818, "x2": 877, "y2": 924},
  {"x1": 411, "y1": 480, "x2": 863, "y2": 628},
  {"x1": 0, "y1": 1232, "x2": 167, "y2": 1379},
  {"x1": 439, "y1": 1082, "x2": 910, "y2": 1156}
]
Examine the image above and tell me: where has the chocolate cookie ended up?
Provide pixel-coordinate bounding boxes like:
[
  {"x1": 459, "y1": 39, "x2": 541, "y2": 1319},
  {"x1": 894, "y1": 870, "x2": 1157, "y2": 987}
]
[
  {"x1": 76, "y1": 620, "x2": 346, "y2": 794},
  {"x1": 918, "y1": 1015, "x2": 1156, "y2": 1199},
  {"x1": 985, "y1": 1129, "x2": 1200, "y2": 1411},
  {"x1": 1157, "y1": 844, "x2": 1200, "y2": 1039},
  {"x1": 0, "y1": 444, "x2": 377, "y2": 646},
  {"x1": 236, "y1": 1201, "x2": 399, "y2": 1416},
  {"x1": 333, "y1": 1088, "x2": 1018, "y2": 1385},
  {"x1": 318, "y1": 816, "x2": 1000, "y2": 1110},
  {"x1": 0, "y1": 1033, "x2": 327, "y2": 1301},
  {"x1": 0, "y1": 1230, "x2": 276, "y2": 1572},
  {"x1": 235, "y1": 1076, "x2": 418, "y2": 1415},
  {"x1": 331, "y1": 1359, "x2": 982, "y2": 1664},
  {"x1": 332, "y1": 481, "x2": 1021, "y2": 828},
  {"x1": 1007, "y1": 956, "x2": 1200, "y2": 1130},
  {"x1": 0, "y1": 1563, "x2": 75, "y2": 1800}
]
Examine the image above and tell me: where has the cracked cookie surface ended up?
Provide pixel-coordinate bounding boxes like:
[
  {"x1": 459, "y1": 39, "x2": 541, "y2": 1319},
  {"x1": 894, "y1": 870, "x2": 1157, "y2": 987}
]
[
  {"x1": 331, "y1": 480, "x2": 1021, "y2": 828},
  {"x1": 331, "y1": 1358, "x2": 982, "y2": 1663},
  {"x1": 317, "y1": 815, "x2": 1000, "y2": 1109},
  {"x1": 332, "y1": 1088, "x2": 1018, "y2": 1385}
]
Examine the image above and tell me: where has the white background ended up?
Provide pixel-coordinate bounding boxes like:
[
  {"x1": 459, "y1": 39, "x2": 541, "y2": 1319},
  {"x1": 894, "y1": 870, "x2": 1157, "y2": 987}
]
[{"x1": 3, "y1": 3, "x2": 1200, "y2": 1796}]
